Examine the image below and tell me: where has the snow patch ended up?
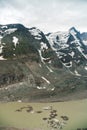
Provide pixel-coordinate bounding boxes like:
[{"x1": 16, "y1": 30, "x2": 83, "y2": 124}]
[
  {"x1": 13, "y1": 36, "x2": 19, "y2": 47},
  {"x1": 70, "y1": 29, "x2": 77, "y2": 35},
  {"x1": 83, "y1": 40, "x2": 87, "y2": 46},
  {"x1": 69, "y1": 51, "x2": 75, "y2": 57},
  {"x1": 29, "y1": 28, "x2": 42, "y2": 40},
  {"x1": 13, "y1": 54, "x2": 16, "y2": 56},
  {"x1": 37, "y1": 86, "x2": 42, "y2": 89},
  {"x1": 61, "y1": 44, "x2": 69, "y2": 49},
  {"x1": 70, "y1": 30, "x2": 82, "y2": 47},
  {"x1": 2, "y1": 43, "x2": 6, "y2": 45},
  {"x1": 5, "y1": 87, "x2": 8, "y2": 90},
  {"x1": 41, "y1": 76, "x2": 50, "y2": 84},
  {"x1": 59, "y1": 55, "x2": 63, "y2": 59},
  {"x1": 0, "y1": 35, "x2": 3, "y2": 44},
  {"x1": 51, "y1": 87, "x2": 55, "y2": 91},
  {"x1": 85, "y1": 66, "x2": 87, "y2": 70},
  {"x1": 63, "y1": 61, "x2": 72, "y2": 68},
  {"x1": 1, "y1": 26, "x2": 8, "y2": 29},
  {"x1": 77, "y1": 46, "x2": 87, "y2": 59},
  {"x1": 38, "y1": 50, "x2": 50, "y2": 64},
  {"x1": 48, "y1": 60, "x2": 52, "y2": 64},
  {"x1": 5, "y1": 28, "x2": 17, "y2": 34},
  {"x1": 47, "y1": 31, "x2": 69, "y2": 51},
  {"x1": 0, "y1": 43, "x2": 6, "y2": 60},
  {"x1": 39, "y1": 64, "x2": 42, "y2": 67},
  {"x1": 37, "y1": 86, "x2": 46, "y2": 90},
  {"x1": 40, "y1": 42, "x2": 48, "y2": 50},
  {"x1": 46, "y1": 65, "x2": 53, "y2": 72},
  {"x1": 38, "y1": 50, "x2": 45, "y2": 64},
  {"x1": 0, "y1": 45, "x2": 4, "y2": 53},
  {"x1": 0, "y1": 35, "x2": 3, "y2": 39},
  {"x1": 74, "y1": 70, "x2": 81, "y2": 76},
  {"x1": 0, "y1": 56, "x2": 5, "y2": 60}
]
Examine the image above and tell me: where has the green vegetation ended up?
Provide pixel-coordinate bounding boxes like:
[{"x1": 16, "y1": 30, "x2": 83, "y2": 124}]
[{"x1": 0, "y1": 99, "x2": 87, "y2": 130}]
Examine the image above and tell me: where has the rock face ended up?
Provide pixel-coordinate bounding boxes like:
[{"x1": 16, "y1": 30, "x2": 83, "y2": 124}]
[{"x1": 0, "y1": 24, "x2": 87, "y2": 101}]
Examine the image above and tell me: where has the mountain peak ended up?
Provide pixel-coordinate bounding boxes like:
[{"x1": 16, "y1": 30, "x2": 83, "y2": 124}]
[
  {"x1": 0, "y1": 23, "x2": 25, "y2": 30},
  {"x1": 69, "y1": 27, "x2": 78, "y2": 32}
]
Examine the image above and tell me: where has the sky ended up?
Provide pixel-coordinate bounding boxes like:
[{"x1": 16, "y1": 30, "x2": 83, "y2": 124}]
[{"x1": 0, "y1": 0, "x2": 87, "y2": 33}]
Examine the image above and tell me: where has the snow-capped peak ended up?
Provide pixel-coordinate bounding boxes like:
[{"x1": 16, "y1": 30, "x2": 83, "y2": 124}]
[
  {"x1": 46, "y1": 31, "x2": 69, "y2": 52},
  {"x1": 29, "y1": 27, "x2": 42, "y2": 40},
  {"x1": 69, "y1": 27, "x2": 78, "y2": 33},
  {"x1": 46, "y1": 27, "x2": 87, "y2": 77}
]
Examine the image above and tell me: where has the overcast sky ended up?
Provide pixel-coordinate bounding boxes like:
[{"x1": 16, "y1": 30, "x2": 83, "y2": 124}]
[{"x1": 0, "y1": 0, "x2": 87, "y2": 33}]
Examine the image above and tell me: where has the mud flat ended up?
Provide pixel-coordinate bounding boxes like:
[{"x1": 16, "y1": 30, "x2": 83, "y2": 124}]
[{"x1": 0, "y1": 99, "x2": 87, "y2": 130}]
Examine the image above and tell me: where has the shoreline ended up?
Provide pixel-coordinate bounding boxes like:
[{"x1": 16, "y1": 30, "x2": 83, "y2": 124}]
[{"x1": 0, "y1": 89, "x2": 87, "y2": 103}]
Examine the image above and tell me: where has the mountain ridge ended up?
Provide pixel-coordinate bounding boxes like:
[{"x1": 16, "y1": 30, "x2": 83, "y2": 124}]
[{"x1": 0, "y1": 23, "x2": 87, "y2": 102}]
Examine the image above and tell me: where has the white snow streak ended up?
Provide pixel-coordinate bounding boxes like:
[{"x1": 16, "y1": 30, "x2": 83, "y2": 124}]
[
  {"x1": 74, "y1": 70, "x2": 81, "y2": 76},
  {"x1": 47, "y1": 31, "x2": 69, "y2": 50},
  {"x1": 1, "y1": 26, "x2": 7, "y2": 29},
  {"x1": 85, "y1": 66, "x2": 87, "y2": 70},
  {"x1": 69, "y1": 51, "x2": 75, "y2": 57},
  {"x1": 38, "y1": 50, "x2": 45, "y2": 64},
  {"x1": 0, "y1": 45, "x2": 3, "y2": 53},
  {"x1": 0, "y1": 56, "x2": 5, "y2": 60},
  {"x1": 13, "y1": 36, "x2": 19, "y2": 47},
  {"x1": 41, "y1": 76, "x2": 50, "y2": 84},
  {"x1": 37, "y1": 86, "x2": 46, "y2": 90},
  {"x1": 39, "y1": 64, "x2": 42, "y2": 67},
  {"x1": 38, "y1": 49, "x2": 50, "y2": 64},
  {"x1": 70, "y1": 29, "x2": 76, "y2": 35},
  {"x1": 77, "y1": 46, "x2": 87, "y2": 59},
  {"x1": 46, "y1": 65, "x2": 53, "y2": 72},
  {"x1": 29, "y1": 28, "x2": 42, "y2": 40},
  {"x1": 40, "y1": 42, "x2": 48, "y2": 50},
  {"x1": 5, "y1": 28, "x2": 17, "y2": 34},
  {"x1": 0, "y1": 35, "x2": 3, "y2": 45},
  {"x1": 83, "y1": 40, "x2": 87, "y2": 46}
]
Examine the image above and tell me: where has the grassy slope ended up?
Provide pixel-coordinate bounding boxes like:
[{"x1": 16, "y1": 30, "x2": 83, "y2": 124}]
[{"x1": 0, "y1": 99, "x2": 87, "y2": 130}]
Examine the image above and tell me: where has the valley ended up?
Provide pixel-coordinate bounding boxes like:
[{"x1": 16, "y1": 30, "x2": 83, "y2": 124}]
[{"x1": 0, "y1": 24, "x2": 87, "y2": 130}]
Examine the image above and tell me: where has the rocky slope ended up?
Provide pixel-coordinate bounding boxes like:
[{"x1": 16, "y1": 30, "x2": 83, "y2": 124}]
[
  {"x1": 0, "y1": 24, "x2": 87, "y2": 102},
  {"x1": 46, "y1": 27, "x2": 87, "y2": 75}
]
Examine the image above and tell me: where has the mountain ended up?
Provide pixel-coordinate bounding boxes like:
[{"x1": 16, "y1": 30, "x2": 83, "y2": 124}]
[
  {"x1": 47, "y1": 27, "x2": 87, "y2": 76},
  {"x1": 0, "y1": 24, "x2": 87, "y2": 102},
  {"x1": 81, "y1": 32, "x2": 87, "y2": 46},
  {"x1": 0, "y1": 24, "x2": 51, "y2": 60}
]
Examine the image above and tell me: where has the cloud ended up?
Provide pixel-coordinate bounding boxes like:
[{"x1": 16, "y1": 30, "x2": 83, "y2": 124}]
[{"x1": 0, "y1": 0, "x2": 87, "y2": 32}]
